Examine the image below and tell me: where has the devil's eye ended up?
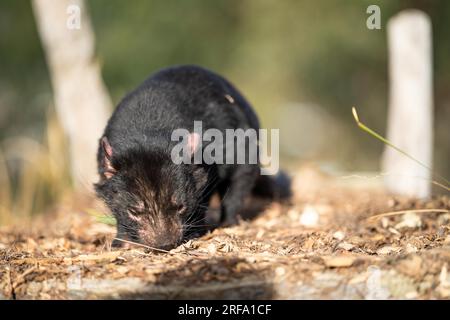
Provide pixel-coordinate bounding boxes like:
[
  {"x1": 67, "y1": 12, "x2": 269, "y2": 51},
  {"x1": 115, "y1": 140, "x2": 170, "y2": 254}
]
[
  {"x1": 169, "y1": 194, "x2": 186, "y2": 214},
  {"x1": 129, "y1": 201, "x2": 145, "y2": 215},
  {"x1": 129, "y1": 207, "x2": 142, "y2": 216},
  {"x1": 171, "y1": 204, "x2": 185, "y2": 215}
]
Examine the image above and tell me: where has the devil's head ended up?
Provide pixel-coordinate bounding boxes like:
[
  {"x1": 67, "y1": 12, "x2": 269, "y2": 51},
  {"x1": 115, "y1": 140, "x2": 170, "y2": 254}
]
[{"x1": 94, "y1": 136, "x2": 209, "y2": 250}]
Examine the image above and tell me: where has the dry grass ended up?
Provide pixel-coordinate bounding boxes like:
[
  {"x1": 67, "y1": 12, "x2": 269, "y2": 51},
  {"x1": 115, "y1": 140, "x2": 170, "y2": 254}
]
[{"x1": 0, "y1": 109, "x2": 71, "y2": 225}]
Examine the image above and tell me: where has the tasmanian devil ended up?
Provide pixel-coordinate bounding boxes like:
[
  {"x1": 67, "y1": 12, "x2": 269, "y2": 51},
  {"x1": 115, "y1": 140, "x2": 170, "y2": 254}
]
[{"x1": 95, "y1": 65, "x2": 290, "y2": 250}]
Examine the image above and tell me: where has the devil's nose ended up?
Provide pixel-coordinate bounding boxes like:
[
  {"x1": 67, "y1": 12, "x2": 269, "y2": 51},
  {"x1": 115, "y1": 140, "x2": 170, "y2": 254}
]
[
  {"x1": 152, "y1": 234, "x2": 181, "y2": 251},
  {"x1": 139, "y1": 228, "x2": 182, "y2": 251},
  {"x1": 157, "y1": 242, "x2": 177, "y2": 251},
  {"x1": 159, "y1": 243, "x2": 177, "y2": 251}
]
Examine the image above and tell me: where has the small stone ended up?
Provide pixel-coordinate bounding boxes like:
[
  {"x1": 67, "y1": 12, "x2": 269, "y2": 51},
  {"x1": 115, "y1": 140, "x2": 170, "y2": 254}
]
[
  {"x1": 395, "y1": 212, "x2": 422, "y2": 229},
  {"x1": 377, "y1": 246, "x2": 401, "y2": 255},
  {"x1": 116, "y1": 266, "x2": 129, "y2": 274},
  {"x1": 437, "y1": 214, "x2": 450, "y2": 225},
  {"x1": 348, "y1": 273, "x2": 368, "y2": 284},
  {"x1": 405, "y1": 243, "x2": 418, "y2": 253},
  {"x1": 275, "y1": 267, "x2": 286, "y2": 276},
  {"x1": 27, "y1": 238, "x2": 39, "y2": 250},
  {"x1": 246, "y1": 257, "x2": 257, "y2": 263},
  {"x1": 387, "y1": 198, "x2": 397, "y2": 208},
  {"x1": 370, "y1": 234, "x2": 385, "y2": 241},
  {"x1": 333, "y1": 231, "x2": 345, "y2": 241},
  {"x1": 299, "y1": 205, "x2": 319, "y2": 227},
  {"x1": 323, "y1": 255, "x2": 356, "y2": 268},
  {"x1": 418, "y1": 281, "x2": 432, "y2": 294},
  {"x1": 405, "y1": 291, "x2": 418, "y2": 299},
  {"x1": 302, "y1": 238, "x2": 315, "y2": 251},
  {"x1": 439, "y1": 263, "x2": 449, "y2": 287},
  {"x1": 438, "y1": 287, "x2": 450, "y2": 298},
  {"x1": 337, "y1": 242, "x2": 354, "y2": 251},
  {"x1": 397, "y1": 255, "x2": 423, "y2": 278},
  {"x1": 444, "y1": 235, "x2": 450, "y2": 244},
  {"x1": 437, "y1": 264, "x2": 450, "y2": 299},
  {"x1": 207, "y1": 243, "x2": 217, "y2": 254},
  {"x1": 287, "y1": 208, "x2": 300, "y2": 221},
  {"x1": 388, "y1": 228, "x2": 401, "y2": 235}
]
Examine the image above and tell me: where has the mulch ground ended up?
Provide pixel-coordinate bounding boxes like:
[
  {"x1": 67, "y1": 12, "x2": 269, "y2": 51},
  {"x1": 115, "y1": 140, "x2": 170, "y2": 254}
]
[{"x1": 1, "y1": 166, "x2": 449, "y2": 299}]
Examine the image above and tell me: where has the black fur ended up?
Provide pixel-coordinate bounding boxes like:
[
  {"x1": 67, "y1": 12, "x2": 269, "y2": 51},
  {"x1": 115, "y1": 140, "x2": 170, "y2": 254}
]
[{"x1": 94, "y1": 65, "x2": 290, "y2": 250}]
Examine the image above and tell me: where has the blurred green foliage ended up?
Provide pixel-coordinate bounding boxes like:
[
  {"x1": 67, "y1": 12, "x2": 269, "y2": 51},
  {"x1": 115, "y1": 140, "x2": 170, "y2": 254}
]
[{"x1": 0, "y1": 0, "x2": 449, "y2": 176}]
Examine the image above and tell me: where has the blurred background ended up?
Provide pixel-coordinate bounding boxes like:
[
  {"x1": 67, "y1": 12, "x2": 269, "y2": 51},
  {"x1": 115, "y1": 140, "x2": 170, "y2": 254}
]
[{"x1": 0, "y1": 0, "x2": 449, "y2": 223}]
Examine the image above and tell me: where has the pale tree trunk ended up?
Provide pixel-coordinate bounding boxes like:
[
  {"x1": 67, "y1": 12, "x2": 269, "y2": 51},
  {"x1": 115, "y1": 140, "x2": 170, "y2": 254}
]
[
  {"x1": 382, "y1": 10, "x2": 433, "y2": 199},
  {"x1": 32, "y1": 0, "x2": 111, "y2": 189}
]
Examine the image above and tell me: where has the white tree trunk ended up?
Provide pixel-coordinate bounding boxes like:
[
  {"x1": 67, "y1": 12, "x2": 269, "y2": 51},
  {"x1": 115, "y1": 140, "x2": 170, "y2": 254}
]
[
  {"x1": 382, "y1": 10, "x2": 433, "y2": 199},
  {"x1": 32, "y1": 0, "x2": 111, "y2": 189}
]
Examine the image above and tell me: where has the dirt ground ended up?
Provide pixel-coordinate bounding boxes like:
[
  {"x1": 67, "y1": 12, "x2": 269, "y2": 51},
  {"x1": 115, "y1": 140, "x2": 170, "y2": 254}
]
[{"x1": 1, "y1": 166, "x2": 450, "y2": 300}]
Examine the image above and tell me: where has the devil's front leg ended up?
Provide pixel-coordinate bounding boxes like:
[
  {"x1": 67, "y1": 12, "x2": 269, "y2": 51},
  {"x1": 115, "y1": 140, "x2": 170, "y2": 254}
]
[
  {"x1": 219, "y1": 163, "x2": 259, "y2": 226},
  {"x1": 112, "y1": 223, "x2": 132, "y2": 248},
  {"x1": 111, "y1": 214, "x2": 139, "y2": 248}
]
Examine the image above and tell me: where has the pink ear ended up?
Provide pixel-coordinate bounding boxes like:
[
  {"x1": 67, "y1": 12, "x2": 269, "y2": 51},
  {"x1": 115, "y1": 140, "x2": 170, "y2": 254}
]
[
  {"x1": 101, "y1": 136, "x2": 113, "y2": 159},
  {"x1": 187, "y1": 132, "x2": 200, "y2": 156},
  {"x1": 101, "y1": 136, "x2": 116, "y2": 179}
]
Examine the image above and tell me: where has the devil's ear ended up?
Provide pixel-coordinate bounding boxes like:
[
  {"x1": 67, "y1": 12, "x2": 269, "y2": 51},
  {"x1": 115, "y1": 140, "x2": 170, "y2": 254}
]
[
  {"x1": 101, "y1": 136, "x2": 116, "y2": 179},
  {"x1": 187, "y1": 132, "x2": 200, "y2": 157}
]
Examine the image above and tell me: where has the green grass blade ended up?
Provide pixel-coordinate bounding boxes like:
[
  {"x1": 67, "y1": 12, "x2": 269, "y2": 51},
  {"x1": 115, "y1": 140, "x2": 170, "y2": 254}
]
[
  {"x1": 86, "y1": 208, "x2": 117, "y2": 226},
  {"x1": 352, "y1": 107, "x2": 450, "y2": 191}
]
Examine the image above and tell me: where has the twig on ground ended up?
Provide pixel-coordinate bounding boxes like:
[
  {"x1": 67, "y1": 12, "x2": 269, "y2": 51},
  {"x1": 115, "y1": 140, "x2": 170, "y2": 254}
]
[
  {"x1": 113, "y1": 237, "x2": 171, "y2": 253},
  {"x1": 366, "y1": 208, "x2": 450, "y2": 221},
  {"x1": 12, "y1": 265, "x2": 38, "y2": 289}
]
